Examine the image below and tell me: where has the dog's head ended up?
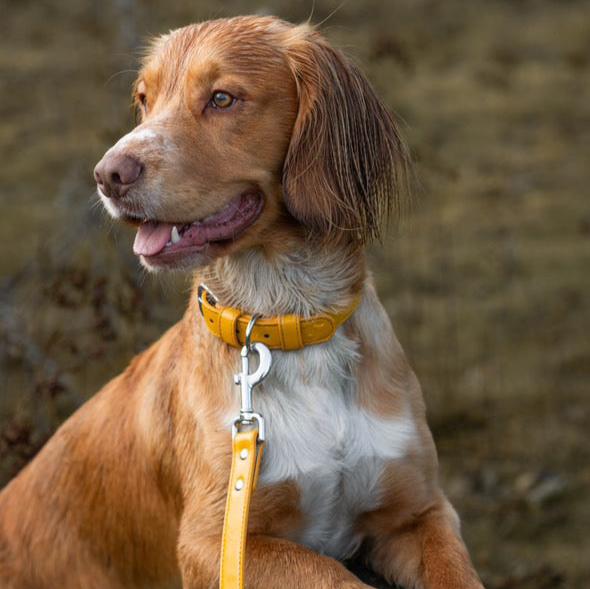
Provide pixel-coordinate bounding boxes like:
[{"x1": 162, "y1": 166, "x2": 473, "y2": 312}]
[{"x1": 94, "y1": 16, "x2": 409, "y2": 271}]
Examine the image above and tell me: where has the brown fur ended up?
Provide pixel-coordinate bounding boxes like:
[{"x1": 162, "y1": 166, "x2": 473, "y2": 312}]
[
  {"x1": 0, "y1": 16, "x2": 482, "y2": 589},
  {"x1": 282, "y1": 26, "x2": 410, "y2": 243}
]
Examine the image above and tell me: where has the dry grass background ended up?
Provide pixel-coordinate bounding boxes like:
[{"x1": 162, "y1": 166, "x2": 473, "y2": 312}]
[{"x1": 0, "y1": 0, "x2": 589, "y2": 587}]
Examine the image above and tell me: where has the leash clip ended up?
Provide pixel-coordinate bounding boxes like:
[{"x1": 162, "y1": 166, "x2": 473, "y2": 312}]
[{"x1": 232, "y1": 315, "x2": 272, "y2": 443}]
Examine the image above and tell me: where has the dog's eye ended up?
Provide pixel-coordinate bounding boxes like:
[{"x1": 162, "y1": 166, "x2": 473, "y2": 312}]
[{"x1": 210, "y1": 91, "x2": 236, "y2": 110}]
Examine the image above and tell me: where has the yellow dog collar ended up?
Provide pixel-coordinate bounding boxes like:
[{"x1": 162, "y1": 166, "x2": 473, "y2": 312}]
[{"x1": 197, "y1": 284, "x2": 360, "y2": 351}]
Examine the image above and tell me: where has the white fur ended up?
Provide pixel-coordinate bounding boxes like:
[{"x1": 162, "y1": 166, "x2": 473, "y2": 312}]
[
  {"x1": 106, "y1": 123, "x2": 177, "y2": 166},
  {"x1": 97, "y1": 186, "x2": 121, "y2": 218},
  {"x1": 215, "y1": 248, "x2": 416, "y2": 559},
  {"x1": 113, "y1": 127, "x2": 159, "y2": 149},
  {"x1": 255, "y1": 337, "x2": 415, "y2": 558}
]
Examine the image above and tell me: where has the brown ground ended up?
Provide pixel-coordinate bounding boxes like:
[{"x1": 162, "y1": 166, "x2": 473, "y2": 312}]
[{"x1": 1, "y1": 1, "x2": 589, "y2": 587}]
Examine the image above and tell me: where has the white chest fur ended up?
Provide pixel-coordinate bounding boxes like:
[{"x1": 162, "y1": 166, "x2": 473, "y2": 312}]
[
  {"x1": 249, "y1": 330, "x2": 417, "y2": 559},
  {"x1": 210, "y1": 249, "x2": 417, "y2": 558}
]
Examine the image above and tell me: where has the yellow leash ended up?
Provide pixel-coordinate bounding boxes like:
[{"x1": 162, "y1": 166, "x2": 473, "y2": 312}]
[
  {"x1": 220, "y1": 428, "x2": 264, "y2": 588},
  {"x1": 220, "y1": 331, "x2": 271, "y2": 589}
]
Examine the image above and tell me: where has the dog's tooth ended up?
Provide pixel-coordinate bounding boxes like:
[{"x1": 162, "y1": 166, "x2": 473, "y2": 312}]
[{"x1": 171, "y1": 225, "x2": 181, "y2": 244}]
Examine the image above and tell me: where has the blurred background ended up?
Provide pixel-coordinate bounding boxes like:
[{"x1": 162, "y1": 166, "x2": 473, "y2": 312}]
[{"x1": 1, "y1": 0, "x2": 589, "y2": 587}]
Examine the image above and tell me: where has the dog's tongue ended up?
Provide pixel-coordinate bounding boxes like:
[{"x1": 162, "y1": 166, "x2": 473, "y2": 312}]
[{"x1": 133, "y1": 221, "x2": 173, "y2": 256}]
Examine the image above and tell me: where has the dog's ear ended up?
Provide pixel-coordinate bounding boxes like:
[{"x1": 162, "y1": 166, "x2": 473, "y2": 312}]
[{"x1": 282, "y1": 27, "x2": 410, "y2": 243}]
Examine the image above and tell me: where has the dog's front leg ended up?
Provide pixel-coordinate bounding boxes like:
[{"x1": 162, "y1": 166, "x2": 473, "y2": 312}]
[
  {"x1": 366, "y1": 496, "x2": 483, "y2": 589},
  {"x1": 178, "y1": 533, "x2": 372, "y2": 589}
]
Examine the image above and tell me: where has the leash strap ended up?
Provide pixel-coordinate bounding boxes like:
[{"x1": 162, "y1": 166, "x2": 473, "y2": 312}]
[
  {"x1": 198, "y1": 284, "x2": 361, "y2": 351},
  {"x1": 220, "y1": 335, "x2": 271, "y2": 589},
  {"x1": 220, "y1": 428, "x2": 264, "y2": 589}
]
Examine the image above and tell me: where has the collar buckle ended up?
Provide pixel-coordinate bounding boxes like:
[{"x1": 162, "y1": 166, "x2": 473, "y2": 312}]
[{"x1": 197, "y1": 283, "x2": 218, "y2": 316}]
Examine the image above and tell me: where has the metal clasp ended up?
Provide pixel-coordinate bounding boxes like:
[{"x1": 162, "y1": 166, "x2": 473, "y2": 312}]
[{"x1": 232, "y1": 316, "x2": 272, "y2": 442}]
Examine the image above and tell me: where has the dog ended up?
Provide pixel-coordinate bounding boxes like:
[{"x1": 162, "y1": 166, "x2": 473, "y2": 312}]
[{"x1": 0, "y1": 16, "x2": 484, "y2": 589}]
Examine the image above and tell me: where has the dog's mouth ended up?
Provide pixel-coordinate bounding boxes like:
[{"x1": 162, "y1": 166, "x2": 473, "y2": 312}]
[{"x1": 129, "y1": 192, "x2": 264, "y2": 263}]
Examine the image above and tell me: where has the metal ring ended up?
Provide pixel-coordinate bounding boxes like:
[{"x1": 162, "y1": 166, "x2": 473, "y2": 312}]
[
  {"x1": 244, "y1": 313, "x2": 261, "y2": 350},
  {"x1": 232, "y1": 412, "x2": 266, "y2": 442},
  {"x1": 197, "y1": 283, "x2": 217, "y2": 316}
]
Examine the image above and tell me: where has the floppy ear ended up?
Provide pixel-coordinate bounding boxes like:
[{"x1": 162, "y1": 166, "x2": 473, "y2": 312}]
[{"x1": 282, "y1": 27, "x2": 410, "y2": 243}]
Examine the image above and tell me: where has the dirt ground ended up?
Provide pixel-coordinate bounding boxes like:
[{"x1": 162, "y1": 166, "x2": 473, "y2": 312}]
[{"x1": 1, "y1": 1, "x2": 589, "y2": 587}]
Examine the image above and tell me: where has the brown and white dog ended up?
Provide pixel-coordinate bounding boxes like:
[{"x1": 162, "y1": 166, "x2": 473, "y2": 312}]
[{"x1": 0, "y1": 16, "x2": 484, "y2": 589}]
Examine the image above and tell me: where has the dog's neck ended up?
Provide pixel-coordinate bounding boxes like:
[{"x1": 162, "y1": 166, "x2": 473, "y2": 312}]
[{"x1": 193, "y1": 238, "x2": 366, "y2": 318}]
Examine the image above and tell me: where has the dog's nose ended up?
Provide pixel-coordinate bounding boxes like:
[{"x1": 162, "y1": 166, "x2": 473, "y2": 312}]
[{"x1": 94, "y1": 153, "x2": 143, "y2": 199}]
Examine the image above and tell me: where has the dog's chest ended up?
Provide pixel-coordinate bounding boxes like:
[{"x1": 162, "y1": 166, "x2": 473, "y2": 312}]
[{"x1": 251, "y1": 336, "x2": 416, "y2": 559}]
